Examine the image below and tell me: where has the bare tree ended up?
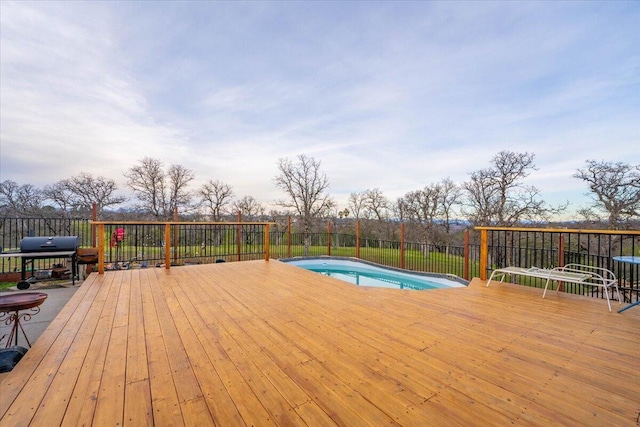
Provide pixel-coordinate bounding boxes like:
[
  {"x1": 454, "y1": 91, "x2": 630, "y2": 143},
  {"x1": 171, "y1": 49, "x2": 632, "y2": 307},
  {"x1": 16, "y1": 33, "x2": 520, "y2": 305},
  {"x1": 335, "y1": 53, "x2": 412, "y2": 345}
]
[
  {"x1": 41, "y1": 181, "x2": 75, "y2": 215},
  {"x1": 231, "y1": 195, "x2": 265, "y2": 245},
  {"x1": 362, "y1": 188, "x2": 390, "y2": 221},
  {"x1": 232, "y1": 195, "x2": 265, "y2": 220},
  {"x1": 574, "y1": 160, "x2": 640, "y2": 229},
  {"x1": 274, "y1": 154, "x2": 335, "y2": 255},
  {"x1": 394, "y1": 196, "x2": 409, "y2": 223},
  {"x1": 125, "y1": 157, "x2": 194, "y2": 219},
  {"x1": 461, "y1": 151, "x2": 564, "y2": 226},
  {"x1": 438, "y1": 178, "x2": 462, "y2": 239},
  {"x1": 44, "y1": 173, "x2": 126, "y2": 215},
  {"x1": 400, "y1": 183, "x2": 443, "y2": 247},
  {"x1": 348, "y1": 191, "x2": 366, "y2": 219},
  {"x1": 0, "y1": 180, "x2": 47, "y2": 217},
  {"x1": 125, "y1": 157, "x2": 164, "y2": 218},
  {"x1": 199, "y1": 180, "x2": 234, "y2": 221},
  {"x1": 361, "y1": 188, "x2": 395, "y2": 243},
  {"x1": 167, "y1": 164, "x2": 196, "y2": 215}
]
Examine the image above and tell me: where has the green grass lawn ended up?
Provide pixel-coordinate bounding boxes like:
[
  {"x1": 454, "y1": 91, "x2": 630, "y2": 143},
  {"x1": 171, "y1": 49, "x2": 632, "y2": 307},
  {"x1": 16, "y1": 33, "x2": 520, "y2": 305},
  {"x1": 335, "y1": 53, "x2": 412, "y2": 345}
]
[
  {"x1": 99, "y1": 242, "x2": 480, "y2": 278},
  {"x1": 271, "y1": 244, "x2": 479, "y2": 278},
  {"x1": 0, "y1": 282, "x2": 15, "y2": 291}
]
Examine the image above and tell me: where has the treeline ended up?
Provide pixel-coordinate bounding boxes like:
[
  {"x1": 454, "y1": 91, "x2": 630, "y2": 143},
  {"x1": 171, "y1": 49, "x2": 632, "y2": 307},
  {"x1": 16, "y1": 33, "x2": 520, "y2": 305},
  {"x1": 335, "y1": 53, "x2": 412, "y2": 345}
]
[{"x1": 1, "y1": 151, "x2": 639, "y2": 251}]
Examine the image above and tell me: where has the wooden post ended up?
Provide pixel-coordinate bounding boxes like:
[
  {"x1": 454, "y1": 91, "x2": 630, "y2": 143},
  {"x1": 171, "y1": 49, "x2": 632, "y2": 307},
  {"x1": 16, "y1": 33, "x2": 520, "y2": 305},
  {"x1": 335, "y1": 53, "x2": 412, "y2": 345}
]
[
  {"x1": 464, "y1": 229, "x2": 470, "y2": 281},
  {"x1": 164, "y1": 223, "x2": 171, "y2": 269},
  {"x1": 237, "y1": 211, "x2": 242, "y2": 262},
  {"x1": 558, "y1": 234, "x2": 565, "y2": 267},
  {"x1": 400, "y1": 223, "x2": 405, "y2": 269},
  {"x1": 98, "y1": 223, "x2": 105, "y2": 274},
  {"x1": 356, "y1": 220, "x2": 361, "y2": 259},
  {"x1": 480, "y1": 229, "x2": 488, "y2": 280},
  {"x1": 327, "y1": 221, "x2": 332, "y2": 256},
  {"x1": 264, "y1": 223, "x2": 270, "y2": 261},
  {"x1": 287, "y1": 216, "x2": 292, "y2": 258}
]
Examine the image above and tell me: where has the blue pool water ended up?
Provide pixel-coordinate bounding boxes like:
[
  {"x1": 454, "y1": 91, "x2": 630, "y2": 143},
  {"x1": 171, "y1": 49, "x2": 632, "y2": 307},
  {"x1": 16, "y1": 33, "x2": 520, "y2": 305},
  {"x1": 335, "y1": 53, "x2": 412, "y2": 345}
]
[{"x1": 282, "y1": 258, "x2": 466, "y2": 290}]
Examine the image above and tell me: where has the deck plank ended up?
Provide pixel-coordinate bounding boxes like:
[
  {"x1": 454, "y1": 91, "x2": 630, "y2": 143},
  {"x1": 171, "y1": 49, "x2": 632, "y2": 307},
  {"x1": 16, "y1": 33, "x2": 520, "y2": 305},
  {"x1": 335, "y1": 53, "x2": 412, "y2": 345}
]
[
  {"x1": 61, "y1": 270, "x2": 121, "y2": 426},
  {"x1": 1, "y1": 260, "x2": 639, "y2": 426},
  {"x1": 139, "y1": 268, "x2": 184, "y2": 427},
  {"x1": 123, "y1": 270, "x2": 153, "y2": 426},
  {"x1": 93, "y1": 270, "x2": 129, "y2": 426}
]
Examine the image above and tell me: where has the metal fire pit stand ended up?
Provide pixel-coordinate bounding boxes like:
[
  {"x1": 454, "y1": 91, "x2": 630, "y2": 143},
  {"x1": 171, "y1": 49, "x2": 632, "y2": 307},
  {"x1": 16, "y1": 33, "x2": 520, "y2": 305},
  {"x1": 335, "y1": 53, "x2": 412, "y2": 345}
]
[
  {"x1": 0, "y1": 251, "x2": 77, "y2": 289},
  {"x1": 0, "y1": 292, "x2": 48, "y2": 348}
]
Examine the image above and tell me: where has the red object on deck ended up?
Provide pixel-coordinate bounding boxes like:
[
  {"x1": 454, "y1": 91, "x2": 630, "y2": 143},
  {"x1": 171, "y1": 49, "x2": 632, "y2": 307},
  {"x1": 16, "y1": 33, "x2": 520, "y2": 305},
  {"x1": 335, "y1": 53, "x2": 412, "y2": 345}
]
[{"x1": 110, "y1": 228, "x2": 125, "y2": 248}]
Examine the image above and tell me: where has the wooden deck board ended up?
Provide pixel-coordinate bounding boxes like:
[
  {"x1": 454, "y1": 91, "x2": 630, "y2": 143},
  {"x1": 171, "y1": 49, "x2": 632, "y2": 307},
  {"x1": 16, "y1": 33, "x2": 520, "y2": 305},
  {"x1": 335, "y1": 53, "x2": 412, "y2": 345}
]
[
  {"x1": 61, "y1": 271, "x2": 119, "y2": 427},
  {"x1": 123, "y1": 270, "x2": 154, "y2": 426},
  {"x1": 139, "y1": 269, "x2": 184, "y2": 427},
  {"x1": 1, "y1": 259, "x2": 639, "y2": 426}
]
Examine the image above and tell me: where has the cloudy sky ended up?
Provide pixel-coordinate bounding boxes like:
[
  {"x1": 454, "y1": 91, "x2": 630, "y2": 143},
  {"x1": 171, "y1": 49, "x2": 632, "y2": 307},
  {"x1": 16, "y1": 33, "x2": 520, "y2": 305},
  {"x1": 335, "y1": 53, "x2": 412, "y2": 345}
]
[{"x1": 1, "y1": 1, "x2": 638, "y2": 218}]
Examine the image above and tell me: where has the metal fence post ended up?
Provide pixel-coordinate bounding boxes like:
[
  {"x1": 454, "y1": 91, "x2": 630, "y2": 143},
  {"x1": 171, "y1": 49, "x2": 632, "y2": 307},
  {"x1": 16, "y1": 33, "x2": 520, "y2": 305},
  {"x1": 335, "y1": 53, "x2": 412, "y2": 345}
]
[
  {"x1": 173, "y1": 207, "x2": 179, "y2": 265},
  {"x1": 237, "y1": 211, "x2": 242, "y2": 262},
  {"x1": 464, "y1": 229, "x2": 470, "y2": 280},
  {"x1": 287, "y1": 216, "x2": 292, "y2": 258},
  {"x1": 164, "y1": 223, "x2": 171, "y2": 269},
  {"x1": 400, "y1": 223, "x2": 405, "y2": 269},
  {"x1": 356, "y1": 220, "x2": 361, "y2": 259}
]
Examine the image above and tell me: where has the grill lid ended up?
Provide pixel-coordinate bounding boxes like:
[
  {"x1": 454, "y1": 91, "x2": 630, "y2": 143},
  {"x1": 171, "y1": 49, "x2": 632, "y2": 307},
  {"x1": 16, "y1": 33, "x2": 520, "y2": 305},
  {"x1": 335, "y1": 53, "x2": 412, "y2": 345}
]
[{"x1": 20, "y1": 236, "x2": 79, "y2": 253}]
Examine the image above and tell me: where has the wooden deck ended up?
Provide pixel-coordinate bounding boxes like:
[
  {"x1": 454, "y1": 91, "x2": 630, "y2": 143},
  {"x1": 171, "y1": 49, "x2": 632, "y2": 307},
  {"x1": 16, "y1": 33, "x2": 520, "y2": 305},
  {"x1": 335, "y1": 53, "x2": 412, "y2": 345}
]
[{"x1": 1, "y1": 260, "x2": 639, "y2": 426}]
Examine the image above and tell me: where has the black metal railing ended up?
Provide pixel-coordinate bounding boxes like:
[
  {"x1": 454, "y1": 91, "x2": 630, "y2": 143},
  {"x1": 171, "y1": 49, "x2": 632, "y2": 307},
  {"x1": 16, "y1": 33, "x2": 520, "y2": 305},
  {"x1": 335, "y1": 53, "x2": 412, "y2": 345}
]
[
  {"x1": 477, "y1": 227, "x2": 640, "y2": 304},
  {"x1": 0, "y1": 217, "x2": 92, "y2": 275},
  {"x1": 2, "y1": 217, "x2": 638, "y2": 306},
  {"x1": 94, "y1": 222, "x2": 272, "y2": 270},
  {"x1": 267, "y1": 231, "x2": 478, "y2": 278}
]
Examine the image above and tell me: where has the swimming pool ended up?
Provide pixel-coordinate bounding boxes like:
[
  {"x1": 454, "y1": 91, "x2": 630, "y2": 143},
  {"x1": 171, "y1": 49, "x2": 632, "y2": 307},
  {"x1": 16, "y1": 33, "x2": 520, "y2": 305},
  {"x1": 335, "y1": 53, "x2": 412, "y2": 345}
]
[{"x1": 281, "y1": 257, "x2": 466, "y2": 290}]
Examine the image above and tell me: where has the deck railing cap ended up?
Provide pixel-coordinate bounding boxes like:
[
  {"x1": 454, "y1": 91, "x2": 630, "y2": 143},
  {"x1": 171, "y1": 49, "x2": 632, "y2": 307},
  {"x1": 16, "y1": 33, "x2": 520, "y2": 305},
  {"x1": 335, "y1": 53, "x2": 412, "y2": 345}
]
[
  {"x1": 91, "y1": 221, "x2": 277, "y2": 226},
  {"x1": 474, "y1": 226, "x2": 640, "y2": 235}
]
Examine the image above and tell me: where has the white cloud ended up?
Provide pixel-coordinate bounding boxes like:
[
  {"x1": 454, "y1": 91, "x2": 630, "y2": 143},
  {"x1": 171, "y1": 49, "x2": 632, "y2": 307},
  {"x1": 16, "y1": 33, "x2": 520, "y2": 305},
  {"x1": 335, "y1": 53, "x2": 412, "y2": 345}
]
[{"x1": 1, "y1": 1, "x2": 638, "y2": 220}]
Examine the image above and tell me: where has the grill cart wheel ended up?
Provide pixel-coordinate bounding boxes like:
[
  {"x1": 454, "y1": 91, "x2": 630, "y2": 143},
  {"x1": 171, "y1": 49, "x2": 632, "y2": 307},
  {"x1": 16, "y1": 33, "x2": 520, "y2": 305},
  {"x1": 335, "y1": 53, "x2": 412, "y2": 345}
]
[{"x1": 16, "y1": 281, "x2": 30, "y2": 290}]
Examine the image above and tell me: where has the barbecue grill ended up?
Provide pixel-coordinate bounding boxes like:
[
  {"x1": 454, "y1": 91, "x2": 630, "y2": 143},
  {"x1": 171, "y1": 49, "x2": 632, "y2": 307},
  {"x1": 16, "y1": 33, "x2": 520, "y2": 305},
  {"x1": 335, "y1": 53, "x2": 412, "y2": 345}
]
[
  {"x1": 20, "y1": 236, "x2": 79, "y2": 253},
  {"x1": 2, "y1": 236, "x2": 79, "y2": 289}
]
